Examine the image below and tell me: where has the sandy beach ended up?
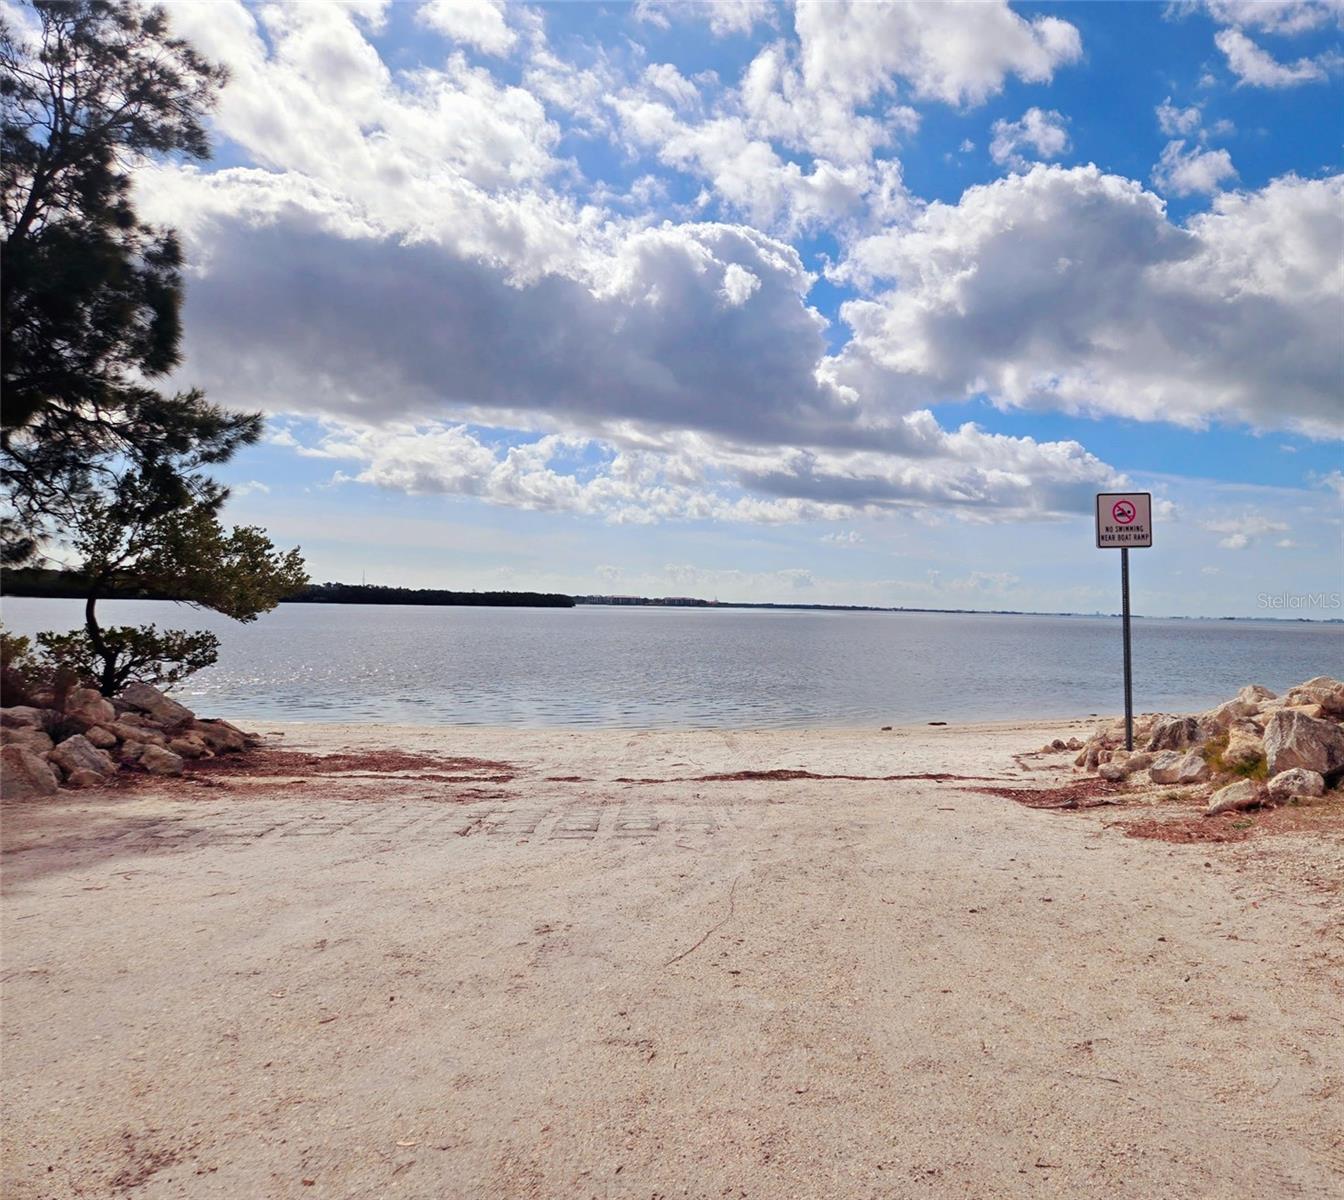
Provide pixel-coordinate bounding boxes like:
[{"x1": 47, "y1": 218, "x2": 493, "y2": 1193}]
[{"x1": 3, "y1": 717, "x2": 1342, "y2": 1199}]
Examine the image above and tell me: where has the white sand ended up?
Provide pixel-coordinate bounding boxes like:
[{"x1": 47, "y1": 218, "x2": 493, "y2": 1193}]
[{"x1": 3, "y1": 718, "x2": 1342, "y2": 1198}]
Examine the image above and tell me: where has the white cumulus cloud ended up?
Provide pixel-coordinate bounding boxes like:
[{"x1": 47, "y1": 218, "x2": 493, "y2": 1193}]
[
  {"x1": 831, "y1": 166, "x2": 1344, "y2": 438},
  {"x1": 1156, "y1": 96, "x2": 1203, "y2": 135},
  {"x1": 792, "y1": 0, "x2": 1082, "y2": 107},
  {"x1": 419, "y1": 0, "x2": 517, "y2": 56},
  {"x1": 719, "y1": 262, "x2": 762, "y2": 306},
  {"x1": 1215, "y1": 26, "x2": 1338, "y2": 86},
  {"x1": 1201, "y1": 0, "x2": 1344, "y2": 35},
  {"x1": 1203, "y1": 514, "x2": 1290, "y2": 549},
  {"x1": 989, "y1": 107, "x2": 1071, "y2": 170},
  {"x1": 143, "y1": 0, "x2": 1340, "y2": 540},
  {"x1": 1152, "y1": 140, "x2": 1238, "y2": 195}
]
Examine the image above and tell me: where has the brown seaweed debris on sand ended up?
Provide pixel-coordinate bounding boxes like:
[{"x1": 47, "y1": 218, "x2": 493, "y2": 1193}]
[
  {"x1": 693, "y1": 769, "x2": 996, "y2": 783},
  {"x1": 612, "y1": 769, "x2": 997, "y2": 784},
  {"x1": 973, "y1": 777, "x2": 1129, "y2": 810},
  {"x1": 1121, "y1": 815, "x2": 1258, "y2": 844},
  {"x1": 189, "y1": 749, "x2": 516, "y2": 781},
  {"x1": 1122, "y1": 794, "x2": 1344, "y2": 843}
]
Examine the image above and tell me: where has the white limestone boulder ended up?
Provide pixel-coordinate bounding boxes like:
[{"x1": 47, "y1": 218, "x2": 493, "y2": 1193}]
[
  {"x1": 1, "y1": 726, "x2": 54, "y2": 754},
  {"x1": 0, "y1": 706, "x2": 53, "y2": 729},
  {"x1": 1148, "y1": 750, "x2": 1210, "y2": 785},
  {"x1": 84, "y1": 725, "x2": 118, "y2": 750},
  {"x1": 64, "y1": 687, "x2": 116, "y2": 730},
  {"x1": 117, "y1": 682, "x2": 195, "y2": 730},
  {"x1": 1266, "y1": 768, "x2": 1326, "y2": 803},
  {"x1": 1221, "y1": 726, "x2": 1265, "y2": 771},
  {"x1": 1204, "y1": 780, "x2": 1263, "y2": 817},
  {"x1": 139, "y1": 744, "x2": 184, "y2": 776},
  {"x1": 1263, "y1": 710, "x2": 1344, "y2": 779},
  {"x1": 1146, "y1": 716, "x2": 1202, "y2": 753},
  {"x1": 47, "y1": 734, "x2": 116, "y2": 779},
  {"x1": 0, "y1": 744, "x2": 59, "y2": 798}
]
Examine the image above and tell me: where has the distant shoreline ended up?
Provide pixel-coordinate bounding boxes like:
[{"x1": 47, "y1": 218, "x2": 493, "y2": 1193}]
[
  {"x1": 1, "y1": 576, "x2": 1339, "y2": 624},
  {"x1": 572, "y1": 599, "x2": 1340, "y2": 623},
  {"x1": 0, "y1": 572, "x2": 574, "y2": 609}
]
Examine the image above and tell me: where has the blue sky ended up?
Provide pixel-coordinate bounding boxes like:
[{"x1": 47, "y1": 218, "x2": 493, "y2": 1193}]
[{"x1": 29, "y1": 0, "x2": 1343, "y2": 616}]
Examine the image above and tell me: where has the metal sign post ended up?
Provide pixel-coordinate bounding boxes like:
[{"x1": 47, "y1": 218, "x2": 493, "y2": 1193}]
[
  {"x1": 1096, "y1": 492, "x2": 1153, "y2": 751},
  {"x1": 1121, "y1": 547, "x2": 1133, "y2": 750}
]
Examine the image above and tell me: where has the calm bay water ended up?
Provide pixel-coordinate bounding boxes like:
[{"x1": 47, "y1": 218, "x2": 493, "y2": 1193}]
[{"x1": 1, "y1": 598, "x2": 1339, "y2": 728}]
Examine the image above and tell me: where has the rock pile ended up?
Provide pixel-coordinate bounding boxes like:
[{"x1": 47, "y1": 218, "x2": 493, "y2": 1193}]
[
  {"x1": 1067, "y1": 676, "x2": 1343, "y2": 817},
  {"x1": 0, "y1": 683, "x2": 258, "y2": 799}
]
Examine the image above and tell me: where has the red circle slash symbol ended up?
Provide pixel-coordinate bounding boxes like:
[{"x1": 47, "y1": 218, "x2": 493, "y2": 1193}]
[{"x1": 1112, "y1": 500, "x2": 1136, "y2": 525}]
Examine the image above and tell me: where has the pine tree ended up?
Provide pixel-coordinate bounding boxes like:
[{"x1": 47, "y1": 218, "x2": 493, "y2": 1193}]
[{"x1": 1, "y1": 0, "x2": 258, "y2": 561}]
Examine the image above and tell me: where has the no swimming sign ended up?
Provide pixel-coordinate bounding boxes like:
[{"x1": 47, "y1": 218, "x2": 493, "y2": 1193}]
[
  {"x1": 1095, "y1": 492, "x2": 1153, "y2": 549},
  {"x1": 1095, "y1": 490, "x2": 1154, "y2": 752}
]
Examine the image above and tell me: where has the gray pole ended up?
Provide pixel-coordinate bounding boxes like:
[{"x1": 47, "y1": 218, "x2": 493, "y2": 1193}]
[{"x1": 1121, "y1": 546, "x2": 1133, "y2": 751}]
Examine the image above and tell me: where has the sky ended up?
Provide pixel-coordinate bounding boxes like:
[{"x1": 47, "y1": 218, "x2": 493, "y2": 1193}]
[{"x1": 28, "y1": 0, "x2": 1344, "y2": 615}]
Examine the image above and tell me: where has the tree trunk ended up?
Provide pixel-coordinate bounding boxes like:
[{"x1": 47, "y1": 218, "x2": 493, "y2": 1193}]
[{"x1": 84, "y1": 592, "x2": 115, "y2": 697}]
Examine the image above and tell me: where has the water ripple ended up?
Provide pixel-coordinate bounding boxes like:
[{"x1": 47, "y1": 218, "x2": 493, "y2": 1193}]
[{"x1": 1, "y1": 599, "x2": 1337, "y2": 728}]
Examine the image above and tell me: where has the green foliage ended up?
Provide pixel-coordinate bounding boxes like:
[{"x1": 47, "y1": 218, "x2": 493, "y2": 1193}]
[
  {"x1": 57, "y1": 471, "x2": 308, "y2": 693},
  {"x1": 1, "y1": 626, "x2": 33, "y2": 671},
  {"x1": 0, "y1": 0, "x2": 257, "y2": 562},
  {"x1": 37, "y1": 624, "x2": 219, "y2": 694},
  {"x1": 1200, "y1": 731, "x2": 1270, "y2": 781},
  {"x1": 1, "y1": 2, "x2": 307, "y2": 697},
  {"x1": 1231, "y1": 755, "x2": 1269, "y2": 782},
  {"x1": 72, "y1": 479, "x2": 310, "y2": 620},
  {"x1": 2, "y1": 0, "x2": 226, "y2": 403},
  {"x1": 1, "y1": 625, "x2": 39, "y2": 702},
  {"x1": 1199, "y1": 731, "x2": 1227, "y2": 762},
  {"x1": 1, "y1": 621, "x2": 80, "y2": 712}
]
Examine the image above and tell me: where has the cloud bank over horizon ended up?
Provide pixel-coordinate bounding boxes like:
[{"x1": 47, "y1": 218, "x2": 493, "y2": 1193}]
[{"x1": 87, "y1": 0, "x2": 1344, "y2": 611}]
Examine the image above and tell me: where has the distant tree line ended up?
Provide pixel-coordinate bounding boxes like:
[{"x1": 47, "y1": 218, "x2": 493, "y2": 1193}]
[
  {"x1": 2, "y1": 571, "x2": 574, "y2": 609},
  {"x1": 290, "y1": 583, "x2": 575, "y2": 608}
]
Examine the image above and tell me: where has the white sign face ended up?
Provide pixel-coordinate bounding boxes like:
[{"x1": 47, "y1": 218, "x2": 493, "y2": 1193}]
[{"x1": 1096, "y1": 492, "x2": 1153, "y2": 548}]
